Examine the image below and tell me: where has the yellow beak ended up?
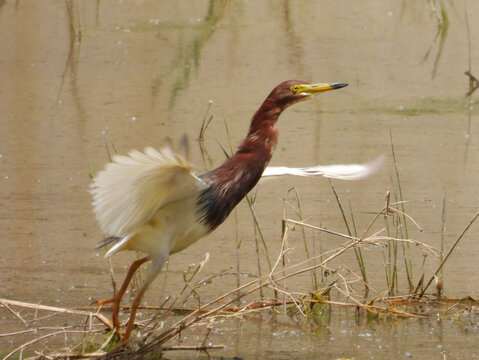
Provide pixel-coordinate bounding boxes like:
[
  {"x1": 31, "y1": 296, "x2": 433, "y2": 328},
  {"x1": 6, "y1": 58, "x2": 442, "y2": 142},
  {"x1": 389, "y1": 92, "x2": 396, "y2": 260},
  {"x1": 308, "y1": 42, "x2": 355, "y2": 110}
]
[{"x1": 301, "y1": 82, "x2": 348, "y2": 94}]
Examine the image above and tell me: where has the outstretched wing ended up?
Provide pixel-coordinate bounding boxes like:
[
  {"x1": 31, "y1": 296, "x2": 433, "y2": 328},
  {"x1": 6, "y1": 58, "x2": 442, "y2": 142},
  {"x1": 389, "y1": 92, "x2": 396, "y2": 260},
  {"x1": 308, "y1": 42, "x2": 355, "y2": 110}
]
[
  {"x1": 262, "y1": 156, "x2": 384, "y2": 180},
  {"x1": 90, "y1": 146, "x2": 207, "y2": 236}
]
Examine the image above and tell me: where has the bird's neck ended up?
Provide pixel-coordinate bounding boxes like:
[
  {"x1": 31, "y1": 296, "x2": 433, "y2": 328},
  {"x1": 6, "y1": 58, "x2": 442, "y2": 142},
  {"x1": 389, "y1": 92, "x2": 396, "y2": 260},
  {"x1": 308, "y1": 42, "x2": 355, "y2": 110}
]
[
  {"x1": 228, "y1": 98, "x2": 284, "y2": 179},
  {"x1": 197, "y1": 100, "x2": 283, "y2": 230},
  {"x1": 247, "y1": 99, "x2": 282, "y2": 135},
  {"x1": 217, "y1": 99, "x2": 283, "y2": 177}
]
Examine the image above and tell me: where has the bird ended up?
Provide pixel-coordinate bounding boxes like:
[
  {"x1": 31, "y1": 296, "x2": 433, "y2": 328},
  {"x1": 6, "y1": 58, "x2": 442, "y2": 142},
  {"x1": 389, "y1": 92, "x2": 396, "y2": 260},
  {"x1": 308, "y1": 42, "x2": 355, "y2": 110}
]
[{"x1": 90, "y1": 80, "x2": 381, "y2": 342}]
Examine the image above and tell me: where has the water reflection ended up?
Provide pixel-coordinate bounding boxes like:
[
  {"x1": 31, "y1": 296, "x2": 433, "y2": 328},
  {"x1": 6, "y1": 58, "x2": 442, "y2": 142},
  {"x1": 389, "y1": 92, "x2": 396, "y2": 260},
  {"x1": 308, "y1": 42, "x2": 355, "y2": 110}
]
[
  {"x1": 60, "y1": 0, "x2": 85, "y2": 122},
  {"x1": 421, "y1": 0, "x2": 449, "y2": 79},
  {"x1": 149, "y1": 0, "x2": 227, "y2": 108}
]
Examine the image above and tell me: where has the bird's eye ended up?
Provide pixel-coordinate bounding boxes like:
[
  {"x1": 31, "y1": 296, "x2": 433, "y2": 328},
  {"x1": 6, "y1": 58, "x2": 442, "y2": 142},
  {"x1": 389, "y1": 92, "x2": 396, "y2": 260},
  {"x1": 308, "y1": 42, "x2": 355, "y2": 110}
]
[{"x1": 290, "y1": 85, "x2": 302, "y2": 93}]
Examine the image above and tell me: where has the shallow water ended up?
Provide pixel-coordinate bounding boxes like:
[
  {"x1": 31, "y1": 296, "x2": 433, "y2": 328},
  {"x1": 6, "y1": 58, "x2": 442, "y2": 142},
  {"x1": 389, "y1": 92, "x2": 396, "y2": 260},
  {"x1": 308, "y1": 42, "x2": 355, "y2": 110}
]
[{"x1": 1, "y1": 0, "x2": 479, "y2": 357}]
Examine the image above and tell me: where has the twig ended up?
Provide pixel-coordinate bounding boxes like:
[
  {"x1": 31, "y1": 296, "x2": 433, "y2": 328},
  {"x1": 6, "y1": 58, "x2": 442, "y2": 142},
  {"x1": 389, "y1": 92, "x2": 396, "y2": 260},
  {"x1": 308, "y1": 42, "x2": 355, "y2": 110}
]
[
  {"x1": 420, "y1": 209, "x2": 479, "y2": 297},
  {"x1": 4, "y1": 330, "x2": 105, "y2": 360},
  {"x1": 0, "y1": 325, "x2": 88, "y2": 338},
  {"x1": 285, "y1": 219, "x2": 357, "y2": 241},
  {"x1": 0, "y1": 299, "x2": 28, "y2": 325},
  {"x1": 25, "y1": 352, "x2": 107, "y2": 360},
  {"x1": 465, "y1": 71, "x2": 479, "y2": 96},
  {"x1": 0, "y1": 298, "x2": 112, "y2": 329},
  {"x1": 163, "y1": 344, "x2": 224, "y2": 351}
]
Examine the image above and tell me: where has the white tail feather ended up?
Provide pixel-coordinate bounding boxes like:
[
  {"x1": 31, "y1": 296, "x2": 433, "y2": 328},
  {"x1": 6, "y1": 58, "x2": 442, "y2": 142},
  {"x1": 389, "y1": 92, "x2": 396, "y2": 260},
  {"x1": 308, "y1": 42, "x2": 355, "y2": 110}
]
[
  {"x1": 262, "y1": 156, "x2": 384, "y2": 180},
  {"x1": 90, "y1": 146, "x2": 207, "y2": 236},
  {"x1": 91, "y1": 143, "x2": 383, "y2": 236}
]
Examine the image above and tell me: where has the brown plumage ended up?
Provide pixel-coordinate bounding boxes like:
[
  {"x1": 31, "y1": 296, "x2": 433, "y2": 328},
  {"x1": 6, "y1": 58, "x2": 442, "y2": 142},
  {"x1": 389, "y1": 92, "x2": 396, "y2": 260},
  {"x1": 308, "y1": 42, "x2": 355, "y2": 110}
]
[
  {"x1": 198, "y1": 80, "x2": 328, "y2": 229},
  {"x1": 90, "y1": 80, "x2": 352, "y2": 343}
]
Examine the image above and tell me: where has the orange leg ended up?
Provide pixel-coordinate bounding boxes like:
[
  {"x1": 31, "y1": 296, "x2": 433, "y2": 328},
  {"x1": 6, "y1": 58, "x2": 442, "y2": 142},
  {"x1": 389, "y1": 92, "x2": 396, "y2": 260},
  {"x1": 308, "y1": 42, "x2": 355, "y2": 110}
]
[
  {"x1": 98, "y1": 257, "x2": 149, "y2": 332},
  {"x1": 119, "y1": 283, "x2": 149, "y2": 343},
  {"x1": 118, "y1": 255, "x2": 167, "y2": 343}
]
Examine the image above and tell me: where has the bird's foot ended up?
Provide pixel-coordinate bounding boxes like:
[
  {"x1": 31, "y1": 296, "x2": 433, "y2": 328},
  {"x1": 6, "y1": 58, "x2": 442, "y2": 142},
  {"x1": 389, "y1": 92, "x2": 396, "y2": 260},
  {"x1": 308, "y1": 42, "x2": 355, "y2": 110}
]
[
  {"x1": 96, "y1": 295, "x2": 122, "y2": 332},
  {"x1": 97, "y1": 297, "x2": 116, "y2": 306}
]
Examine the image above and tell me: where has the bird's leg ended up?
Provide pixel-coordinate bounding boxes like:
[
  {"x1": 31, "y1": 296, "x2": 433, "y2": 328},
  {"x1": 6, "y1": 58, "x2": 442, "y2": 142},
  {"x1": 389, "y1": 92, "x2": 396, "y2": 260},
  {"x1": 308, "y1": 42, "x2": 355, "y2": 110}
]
[
  {"x1": 119, "y1": 254, "x2": 167, "y2": 343},
  {"x1": 119, "y1": 281, "x2": 150, "y2": 343},
  {"x1": 98, "y1": 256, "x2": 149, "y2": 332},
  {"x1": 97, "y1": 257, "x2": 149, "y2": 305}
]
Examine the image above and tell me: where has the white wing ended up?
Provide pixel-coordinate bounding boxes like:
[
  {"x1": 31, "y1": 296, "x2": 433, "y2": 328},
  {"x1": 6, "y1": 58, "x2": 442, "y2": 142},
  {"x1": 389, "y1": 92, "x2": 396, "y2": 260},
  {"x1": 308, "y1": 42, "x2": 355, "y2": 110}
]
[
  {"x1": 90, "y1": 146, "x2": 207, "y2": 236},
  {"x1": 262, "y1": 156, "x2": 384, "y2": 180}
]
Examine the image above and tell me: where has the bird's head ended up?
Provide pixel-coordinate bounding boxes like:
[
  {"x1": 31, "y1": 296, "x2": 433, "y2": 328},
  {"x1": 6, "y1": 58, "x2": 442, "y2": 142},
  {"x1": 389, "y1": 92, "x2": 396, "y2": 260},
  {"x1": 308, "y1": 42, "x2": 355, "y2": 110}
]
[{"x1": 268, "y1": 80, "x2": 348, "y2": 109}]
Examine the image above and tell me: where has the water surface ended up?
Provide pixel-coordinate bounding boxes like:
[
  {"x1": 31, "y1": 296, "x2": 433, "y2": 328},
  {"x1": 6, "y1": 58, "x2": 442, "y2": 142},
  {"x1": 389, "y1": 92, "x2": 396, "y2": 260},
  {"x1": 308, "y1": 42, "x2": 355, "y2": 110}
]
[{"x1": 1, "y1": 0, "x2": 479, "y2": 357}]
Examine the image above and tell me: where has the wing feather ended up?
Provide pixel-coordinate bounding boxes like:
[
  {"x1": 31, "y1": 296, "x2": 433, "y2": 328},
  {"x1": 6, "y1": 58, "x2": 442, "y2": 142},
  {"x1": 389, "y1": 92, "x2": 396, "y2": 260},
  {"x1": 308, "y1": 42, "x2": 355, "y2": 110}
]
[
  {"x1": 90, "y1": 146, "x2": 207, "y2": 236},
  {"x1": 262, "y1": 156, "x2": 384, "y2": 180}
]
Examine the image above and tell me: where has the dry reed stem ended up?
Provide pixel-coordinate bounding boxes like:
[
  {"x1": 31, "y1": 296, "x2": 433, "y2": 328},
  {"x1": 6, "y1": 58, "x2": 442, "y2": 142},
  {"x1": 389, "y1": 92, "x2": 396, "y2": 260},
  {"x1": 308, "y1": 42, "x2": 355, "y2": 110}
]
[
  {"x1": 420, "y1": 209, "x2": 479, "y2": 297},
  {"x1": 163, "y1": 344, "x2": 224, "y2": 351},
  {"x1": 281, "y1": 295, "x2": 477, "y2": 318},
  {"x1": 0, "y1": 299, "x2": 113, "y2": 359},
  {"x1": 126, "y1": 203, "x2": 406, "y2": 355},
  {"x1": 5, "y1": 198, "x2": 471, "y2": 359},
  {"x1": 0, "y1": 298, "x2": 112, "y2": 329},
  {"x1": 5, "y1": 329, "x2": 105, "y2": 360},
  {"x1": 25, "y1": 352, "x2": 106, "y2": 360},
  {"x1": 219, "y1": 297, "x2": 423, "y2": 319},
  {"x1": 26, "y1": 292, "x2": 477, "y2": 360}
]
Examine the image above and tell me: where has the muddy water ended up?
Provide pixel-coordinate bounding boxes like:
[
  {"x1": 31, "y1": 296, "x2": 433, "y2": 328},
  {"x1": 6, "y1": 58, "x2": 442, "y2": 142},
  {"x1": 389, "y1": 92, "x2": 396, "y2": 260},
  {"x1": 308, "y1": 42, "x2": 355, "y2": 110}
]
[{"x1": 1, "y1": 0, "x2": 479, "y2": 357}]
